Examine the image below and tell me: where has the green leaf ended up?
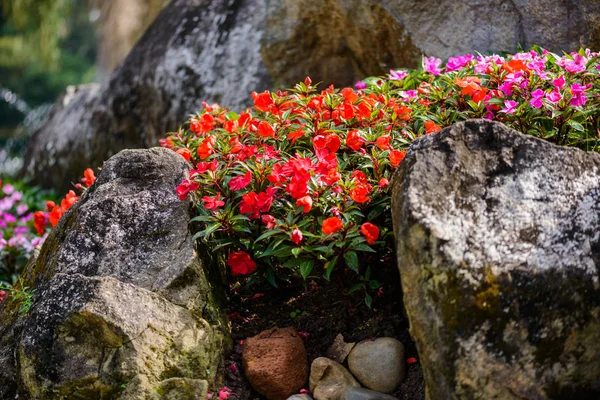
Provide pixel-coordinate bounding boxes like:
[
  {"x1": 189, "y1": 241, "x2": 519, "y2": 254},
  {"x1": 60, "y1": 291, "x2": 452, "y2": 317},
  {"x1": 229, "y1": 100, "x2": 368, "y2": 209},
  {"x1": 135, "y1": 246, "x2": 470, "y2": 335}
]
[
  {"x1": 348, "y1": 283, "x2": 364, "y2": 294},
  {"x1": 323, "y1": 256, "x2": 338, "y2": 280},
  {"x1": 254, "y1": 229, "x2": 284, "y2": 243},
  {"x1": 567, "y1": 120, "x2": 585, "y2": 132},
  {"x1": 369, "y1": 280, "x2": 380, "y2": 289},
  {"x1": 343, "y1": 251, "x2": 359, "y2": 273},
  {"x1": 192, "y1": 223, "x2": 222, "y2": 240},
  {"x1": 300, "y1": 259, "x2": 314, "y2": 279},
  {"x1": 365, "y1": 293, "x2": 373, "y2": 309},
  {"x1": 291, "y1": 247, "x2": 302, "y2": 257},
  {"x1": 229, "y1": 215, "x2": 250, "y2": 222},
  {"x1": 266, "y1": 269, "x2": 278, "y2": 288},
  {"x1": 190, "y1": 215, "x2": 217, "y2": 223},
  {"x1": 349, "y1": 243, "x2": 376, "y2": 253}
]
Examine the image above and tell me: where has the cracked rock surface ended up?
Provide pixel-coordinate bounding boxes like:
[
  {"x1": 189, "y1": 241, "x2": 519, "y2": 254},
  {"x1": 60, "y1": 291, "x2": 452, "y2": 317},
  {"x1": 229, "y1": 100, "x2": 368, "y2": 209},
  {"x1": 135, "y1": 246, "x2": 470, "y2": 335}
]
[
  {"x1": 0, "y1": 148, "x2": 229, "y2": 399},
  {"x1": 392, "y1": 119, "x2": 600, "y2": 400}
]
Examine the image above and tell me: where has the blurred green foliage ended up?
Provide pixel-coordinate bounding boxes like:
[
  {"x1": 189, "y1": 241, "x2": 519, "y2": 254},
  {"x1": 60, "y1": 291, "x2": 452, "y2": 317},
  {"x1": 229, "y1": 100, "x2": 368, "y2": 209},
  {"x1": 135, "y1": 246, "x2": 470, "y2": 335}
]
[{"x1": 0, "y1": 0, "x2": 97, "y2": 128}]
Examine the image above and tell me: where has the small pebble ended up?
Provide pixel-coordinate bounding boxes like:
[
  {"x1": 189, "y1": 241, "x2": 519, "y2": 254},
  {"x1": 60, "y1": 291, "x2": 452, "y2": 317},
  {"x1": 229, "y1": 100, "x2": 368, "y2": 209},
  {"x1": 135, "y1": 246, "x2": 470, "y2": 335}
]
[
  {"x1": 341, "y1": 387, "x2": 399, "y2": 400},
  {"x1": 310, "y1": 357, "x2": 360, "y2": 400},
  {"x1": 348, "y1": 337, "x2": 405, "y2": 393},
  {"x1": 287, "y1": 395, "x2": 313, "y2": 400}
]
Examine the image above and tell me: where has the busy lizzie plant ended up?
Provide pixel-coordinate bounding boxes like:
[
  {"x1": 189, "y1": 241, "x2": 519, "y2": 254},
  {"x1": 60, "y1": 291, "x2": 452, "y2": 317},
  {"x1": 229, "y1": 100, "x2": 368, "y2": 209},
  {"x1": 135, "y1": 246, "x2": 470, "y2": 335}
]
[
  {"x1": 162, "y1": 47, "x2": 600, "y2": 300},
  {"x1": 30, "y1": 47, "x2": 600, "y2": 303}
]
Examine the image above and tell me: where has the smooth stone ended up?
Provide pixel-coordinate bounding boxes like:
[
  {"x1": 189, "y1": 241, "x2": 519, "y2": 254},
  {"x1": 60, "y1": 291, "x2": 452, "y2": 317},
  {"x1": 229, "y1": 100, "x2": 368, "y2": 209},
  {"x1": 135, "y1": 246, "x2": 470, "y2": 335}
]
[
  {"x1": 287, "y1": 395, "x2": 313, "y2": 400},
  {"x1": 341, "y1": 387, "x2": 399, "y2": 400},
  {"x1": 309, "y1": 357, "x2": 361, "y2": 400},
  {"x1": 347, "y1": 338, "x2": 405, "y2": 393}
]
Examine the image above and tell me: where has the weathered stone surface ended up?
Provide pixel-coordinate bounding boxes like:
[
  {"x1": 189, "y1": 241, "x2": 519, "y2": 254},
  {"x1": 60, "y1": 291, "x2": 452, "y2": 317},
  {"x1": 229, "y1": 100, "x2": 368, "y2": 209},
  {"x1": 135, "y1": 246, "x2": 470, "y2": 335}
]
[
  {"x1": 392, "y1": 119, "x2": 600, "y2": 399},
  {"x1": 347, "y1": 338, "x2": 405, "y2": 393},
  {"x1": 309, "y1": 357, "x2": 361, "y2": 400},
  {"x1": 243, "y1": 327, "x2": 308, "y2": 400},
  {"x1": 326, "y1": 333, "x2": 356, "y2": 364},
  {"x1": 23, "y1": 0, "x2": 600, "y2": 193},
  {"x1": 0, "y1": 148, "x2": 229, "y2": 399},
  {"x1": 18, "y1": 274, "x2": 219, "y2": 399}
]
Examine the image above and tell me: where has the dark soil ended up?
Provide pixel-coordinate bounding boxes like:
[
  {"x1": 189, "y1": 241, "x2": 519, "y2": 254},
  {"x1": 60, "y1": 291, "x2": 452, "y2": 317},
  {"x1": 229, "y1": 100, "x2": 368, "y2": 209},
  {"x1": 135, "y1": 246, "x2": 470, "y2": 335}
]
[{"x1": 220, "y1": 257, "x2": 426, "y2": 400}]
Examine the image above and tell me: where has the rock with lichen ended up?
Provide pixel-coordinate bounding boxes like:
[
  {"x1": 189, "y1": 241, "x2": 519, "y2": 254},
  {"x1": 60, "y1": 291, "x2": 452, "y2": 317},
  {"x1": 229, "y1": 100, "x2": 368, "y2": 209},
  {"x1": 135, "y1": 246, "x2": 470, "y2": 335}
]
[
  {"x1": 392, "y1": 119, "x2": 600, "y2": 399},
  {"x1": 0, "y1": 147, "x2": 229, "y2": 399}
]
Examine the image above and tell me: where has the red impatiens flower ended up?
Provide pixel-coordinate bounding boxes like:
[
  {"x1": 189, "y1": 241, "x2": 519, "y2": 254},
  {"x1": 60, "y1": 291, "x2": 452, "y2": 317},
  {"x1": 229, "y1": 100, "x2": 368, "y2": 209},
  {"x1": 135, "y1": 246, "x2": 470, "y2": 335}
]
[
  {"x1": 389, "y1": 149, "x2": 407, "y2": 167},
  {"x1": 350, "y1": 183, "x2": 372, "y2": 203},
  {"x1": 227, "y1": 251, "x2": 257, "y2": 275},
  {"x1": 346, "y1": 130, "x2": 365, "y2": 151},
  {"x1": 252, "y1": 90, "x2": 273, "y2": 112},
  {"x1": 197, "y1": 136, "x2": 216, "y2": 159},
  {"x1": 190, "y1": 113, "x2": 215, "y2": 134},
  {"x1": 176, "y1": 148, "x2": 192, "y2": 161},
  {"x1": 322, "y1": 216, "x2": 343, "y2": 234},
  {"x1": 49, "y1": 206, "x2": 64, "y2": 228},
  {"x1": 296, "y1": 195, "x2": 312, "y2": 213},
  {"x1": 360, "y1": 222, "x2": 380, "y2": 245},
  {"x1": 82, "y1": 168, "x2": 96, "y2": 187},
  {"x1": 257, "y1": 121, "x2": 275, "y2": 137},
  {"x1": 376, "y1": 135, "x2": 392, "y2": 150},
  {"x1": 239, "y1": 187, "x2": 277, "y2": 219},
  {"x1": 291, "y1": 228, "x2": 303, "y2": 245},
  {"x1": 203, "y1": 193, "x2": 225, "y2": 210},
  {"x1": 261, "y1": 214, "x2": 276, "y2": 228},
  {"x1": 33, "y1": 211, "x2": 46, "y2": 235},
  {"x1": 424, "y1": 120, "x2": 441, "y2": 134},
  {"x1": 287, "y1": 128, "x2": 305, "y2": 144},
  {"x1": 229, "y1": 171, "x2": 252, "y2": 190},
  {"x1": 378, "y1": 178, "x2": 389, "y2": 188},
  {"x1": 46, "y1": 201, "x2": 55, "y2": 211},
  {"x1": 176, "y1": 179, "x2": 200, "y2": 200},
  {"x1": 61, "y1": 190, "x2": 78, "y2": 211}
]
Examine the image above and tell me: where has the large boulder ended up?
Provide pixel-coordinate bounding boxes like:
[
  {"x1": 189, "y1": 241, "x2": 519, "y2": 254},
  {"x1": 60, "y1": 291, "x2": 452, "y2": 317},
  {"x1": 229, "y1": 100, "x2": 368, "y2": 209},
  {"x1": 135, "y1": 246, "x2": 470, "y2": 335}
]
[
  {"x1": 392, "y1": 119, "x2": 600, "y2": 399},
  {"x1": 0, "y1": 147, "x2": 229, "y2": 399},
  {"x1": 22, "y1": 0, "x2": 600, "y2": 192}
]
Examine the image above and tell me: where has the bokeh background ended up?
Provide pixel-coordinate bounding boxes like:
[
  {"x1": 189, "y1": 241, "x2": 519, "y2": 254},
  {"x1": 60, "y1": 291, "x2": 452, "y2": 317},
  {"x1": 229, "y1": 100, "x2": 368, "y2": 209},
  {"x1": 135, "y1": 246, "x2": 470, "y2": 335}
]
[{"x1": 0, "y1": 0, "x2": 167, "y2": 175}]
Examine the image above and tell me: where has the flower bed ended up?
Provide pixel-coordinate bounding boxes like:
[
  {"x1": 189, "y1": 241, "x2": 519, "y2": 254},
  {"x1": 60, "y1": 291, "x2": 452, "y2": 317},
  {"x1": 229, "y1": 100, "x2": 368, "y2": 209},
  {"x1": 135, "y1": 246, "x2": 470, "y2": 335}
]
[
  {"x1": 25, "y1": 47, "x2": 600, "y2": 303},
  {"x1": 162, "y1": 47, "x2": 599, "y2": 302}
]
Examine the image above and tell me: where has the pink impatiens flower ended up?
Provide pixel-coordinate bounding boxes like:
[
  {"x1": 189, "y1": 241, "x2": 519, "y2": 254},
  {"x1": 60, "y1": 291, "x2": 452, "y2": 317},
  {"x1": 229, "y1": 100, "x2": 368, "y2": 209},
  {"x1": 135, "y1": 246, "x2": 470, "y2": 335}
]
[
  {"x1": 500, "y1": 100, "x2": 518, "y2": 114},
  {"x1": 570, "y1": 83, "x2": 591, "y2": 107},
  {"x1": 388, "y1": 69, "x2": 408, "y2": 81},
  {"x1": 553, "y1": 75, "x2": 565, "y2": 89},
  {"x1": 355, "y1": 80, "x2": 367, "y2": 89},
  {"x1": 422, "y1": 56, "x2": 442, "y2": 76},
  {"x1": 546, "y1": 90, "x2": 562, "y2": 104},
  {"x1": 563, "y1": 54, "x2": 587, "y2": 74},
  {"x1": 445, "y1": 54, "x2": 473, "y2": 72},
  {"x1": 529, "y1": 89, "x2": 545, "y2": 109}
]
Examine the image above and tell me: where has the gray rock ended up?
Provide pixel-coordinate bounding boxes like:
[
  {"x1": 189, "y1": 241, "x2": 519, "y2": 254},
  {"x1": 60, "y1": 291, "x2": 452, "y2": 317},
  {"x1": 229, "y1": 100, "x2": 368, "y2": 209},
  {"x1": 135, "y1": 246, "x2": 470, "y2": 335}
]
[
  {"x1": 392, "y1": 119, "x2": 600, "y2": 399},
  {"x1": 326, "y1": 333, "x2": 356, "y2": 364},
  {"x1": 0, "y1": 148, "x2": 229, "y2": 399},
  {"x1": 18, "y1": 274, "x2": 219, "y2": 399},
  {"x1": 23, "y1": 0, "x2": 600, "y2": 193},
  {"x1": 309, "y1": 357, "x2": 361, "y2": 400},
  {"x1": 347, "y1": 338, "x2": 404, "y2": 393},
  {"x1": 287, "y1": 395, "x2": 313, "y2": 400},
  {"x1": 340, "y1": 387, "x2": 398, "y2": 400}
]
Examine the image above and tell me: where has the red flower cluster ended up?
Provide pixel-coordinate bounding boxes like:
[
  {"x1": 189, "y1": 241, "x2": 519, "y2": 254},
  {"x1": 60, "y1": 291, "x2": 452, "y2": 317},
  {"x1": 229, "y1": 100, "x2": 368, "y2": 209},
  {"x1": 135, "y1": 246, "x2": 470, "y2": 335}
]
[
  {"x1": 165, "y1": 79, "x2": 411, "y2": 286},
  {"x1": 33, "y1": 168, "x2": 97, "y2": 234}
]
